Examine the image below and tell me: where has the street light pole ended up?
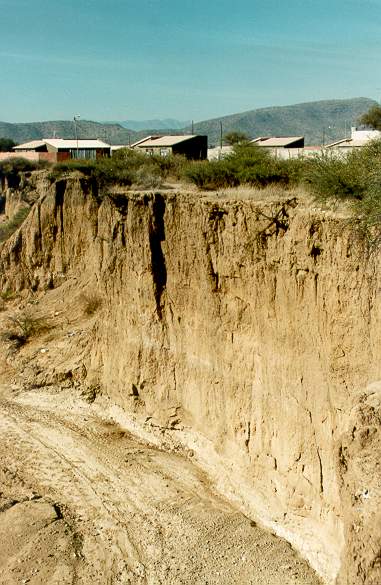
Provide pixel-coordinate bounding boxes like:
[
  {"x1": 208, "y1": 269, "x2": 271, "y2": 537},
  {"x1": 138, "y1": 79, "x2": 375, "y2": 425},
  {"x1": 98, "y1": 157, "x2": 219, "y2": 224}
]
[{"x1": 73, "y1": 114, "x2": 80, "y2": 159}]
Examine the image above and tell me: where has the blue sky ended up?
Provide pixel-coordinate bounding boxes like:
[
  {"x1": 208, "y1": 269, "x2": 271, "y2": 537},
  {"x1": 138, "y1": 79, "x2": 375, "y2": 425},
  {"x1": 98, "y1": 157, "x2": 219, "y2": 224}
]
[{"x1": 1, "y1": 0, "x2": 380, "y2": 122}]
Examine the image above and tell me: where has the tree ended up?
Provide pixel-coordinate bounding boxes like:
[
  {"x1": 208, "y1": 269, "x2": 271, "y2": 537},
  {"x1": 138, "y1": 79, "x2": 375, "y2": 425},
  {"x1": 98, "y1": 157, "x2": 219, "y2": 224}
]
[
  {"x1": 0, "y1": 138, "x2": 16, "y2": 152},
  {"x1": 359, "y1": 105, "x2": 381, "y2": 131},
  {"x1": 223, "y1": 131, "x2": 250, "y2": 145}
]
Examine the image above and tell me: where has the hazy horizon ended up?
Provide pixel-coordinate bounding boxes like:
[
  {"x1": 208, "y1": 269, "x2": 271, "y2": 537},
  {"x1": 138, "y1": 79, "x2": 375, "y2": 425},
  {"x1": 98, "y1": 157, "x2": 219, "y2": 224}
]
[{"x1": 0, "y1": 96, "x2": 375, "y2": 128}]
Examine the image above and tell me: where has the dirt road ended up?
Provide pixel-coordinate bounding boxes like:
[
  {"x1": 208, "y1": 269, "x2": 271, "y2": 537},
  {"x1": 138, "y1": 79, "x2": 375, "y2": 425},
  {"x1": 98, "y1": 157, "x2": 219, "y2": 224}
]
[{"x1": 0, "y1": 385, "x2": 321, "y2": 585}]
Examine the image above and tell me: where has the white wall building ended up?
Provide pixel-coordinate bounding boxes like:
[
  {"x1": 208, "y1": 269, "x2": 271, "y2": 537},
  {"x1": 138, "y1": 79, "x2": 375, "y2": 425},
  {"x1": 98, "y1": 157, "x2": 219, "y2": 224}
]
[{"x1": 326, "y1": 127, "x2": 381, "y2": 154}]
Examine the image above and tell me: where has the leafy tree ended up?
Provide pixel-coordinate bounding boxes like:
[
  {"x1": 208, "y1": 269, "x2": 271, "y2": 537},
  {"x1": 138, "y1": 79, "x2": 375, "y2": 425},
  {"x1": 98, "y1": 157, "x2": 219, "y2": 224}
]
[
  {"x1": 223, "y1": 131, "x2": 250, "y2": 145},
  {"x1": 0, "y1": 138, "x2": 16, "y2": 152},
  {"x1": 359, "y1": 105, "x2": 381, "y2": 131}
]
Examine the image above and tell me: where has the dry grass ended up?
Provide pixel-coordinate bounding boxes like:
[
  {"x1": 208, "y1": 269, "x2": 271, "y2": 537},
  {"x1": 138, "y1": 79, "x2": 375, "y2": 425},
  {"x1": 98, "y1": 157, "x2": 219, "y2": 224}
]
[
  {"x1": 211, "y1": 184, "x2": 307, "y2": 202},
  {"x1": 80, "y1": 293, "x2": 103, "y2": 316},
  {"x1": 1, "y1": 309, "x2": 50, "y2": 349},
  {"x1": 0, "y1": 206, "x2": 30, "y2": 243}
]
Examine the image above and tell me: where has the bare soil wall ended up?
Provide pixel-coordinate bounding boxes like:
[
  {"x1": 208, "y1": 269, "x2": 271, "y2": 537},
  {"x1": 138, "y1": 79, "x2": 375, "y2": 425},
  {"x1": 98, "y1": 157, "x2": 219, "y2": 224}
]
[{"x1": 0, "y1": 177, "x2": 380, "y2": 584}]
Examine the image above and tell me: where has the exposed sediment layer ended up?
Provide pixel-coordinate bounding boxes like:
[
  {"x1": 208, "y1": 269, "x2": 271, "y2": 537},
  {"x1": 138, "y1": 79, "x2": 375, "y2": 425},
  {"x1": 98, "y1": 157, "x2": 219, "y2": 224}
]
[{"x1": 0, "y1": 176, "x2": 380, "y2": 584}]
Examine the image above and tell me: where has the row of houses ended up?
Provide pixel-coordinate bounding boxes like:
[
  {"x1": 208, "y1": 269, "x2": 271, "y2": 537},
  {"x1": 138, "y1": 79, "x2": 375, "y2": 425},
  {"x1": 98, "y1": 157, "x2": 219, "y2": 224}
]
[
  {"x1": 209, "y1": 127, "x2": 381, "y2": 160},
  {"x1": 1, "y1": 126, "x2": 380, "y2": 163},
  {"x1": 0, "y1": 134, "x2": 208, "y2": 162}
]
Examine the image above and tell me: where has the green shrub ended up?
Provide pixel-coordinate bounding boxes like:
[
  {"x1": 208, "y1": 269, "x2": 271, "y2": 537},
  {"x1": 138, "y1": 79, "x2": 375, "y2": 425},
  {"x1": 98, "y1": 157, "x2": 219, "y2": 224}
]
[
  {"x1": 0, "y1": 138, "x2": 16, "y2": 152},
  {"x1": 231, "y1": 145, "x2": 303, "y2": 187},
  {"x1": 0, "y1": 158, "x2": 50, "y2": 188},
  {"x1": 113, "y1": 149, "x2": 189, "y2": 183},
  {"x1": 304, "y1": 154, "x2": 366, "y2": 201},
  {"x1": 48, "y1": 159, "x2": 95, "y2": 178},
  {"x1": 237, "y1": 159, "x2": 288, "y2": 187},
  {"x1": 352, "y1": 168, "x2": 381, "y2": 247},
  {"x1": 92, "y1": 158, "x2": 135, "y2": 186},
  {"x1": 49, "y1": 158, "x2": 135, "y2": 187},
  {"x1": 135, "y1": 166, "x2": 163, "y2": 188},
  {"x1": 184, "y1": 160, "x2": 239, "y2": 189},
  {"x1": 302, "y1": 139, "x2": 381, "y2": 247},
  {"x1": 184, "y1": 145, "x2": 305, "y2": 190},
  {"x1": 281, "y1": 157, "x2": 309, "y2": 186},
  {"x1": 305, "y1": 139, "x2": 381, "y2": 203},
  {"x1": 112, "y1": 147, "x2": 148, "y2": 168},
  {"x1": 184, "y1": 161, "x2": 210, "y2": 188}
]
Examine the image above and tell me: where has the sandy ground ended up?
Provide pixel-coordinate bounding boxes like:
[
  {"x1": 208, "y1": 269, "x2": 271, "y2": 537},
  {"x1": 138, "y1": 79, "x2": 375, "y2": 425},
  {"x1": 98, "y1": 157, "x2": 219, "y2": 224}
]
[{"x1": 0, "y1": 384, "x2": 322, "y2": 585}]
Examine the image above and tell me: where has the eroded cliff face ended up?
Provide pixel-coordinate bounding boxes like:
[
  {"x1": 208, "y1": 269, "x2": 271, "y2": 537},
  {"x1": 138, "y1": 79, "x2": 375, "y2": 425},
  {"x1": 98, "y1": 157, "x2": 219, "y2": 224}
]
[{"x1": 0, "y1": 176, "x2": 380, "y2": 584}]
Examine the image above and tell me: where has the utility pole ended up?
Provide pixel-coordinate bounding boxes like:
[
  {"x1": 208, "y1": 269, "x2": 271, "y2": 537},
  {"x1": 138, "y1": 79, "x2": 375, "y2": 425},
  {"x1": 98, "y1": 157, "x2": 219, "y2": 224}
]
[
  {"x1": 73, "y1": 114, "x2": 80, "y2": 158},
  {"x1": 220, "y1": 121, "x2": 223, "y2": 149},
  {"x1": 191, "y1": 120, "x2": 194, "y2": 134}
]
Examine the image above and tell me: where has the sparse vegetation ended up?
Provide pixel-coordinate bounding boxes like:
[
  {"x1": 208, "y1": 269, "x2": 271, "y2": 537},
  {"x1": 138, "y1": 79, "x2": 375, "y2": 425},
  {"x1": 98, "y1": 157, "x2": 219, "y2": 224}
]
[
  {"x1": 183, "y1": 144, "x2": 308, "y2": 190},
  {"x1": 2, "y1": 133, "x2": 381, "y2": 248},
  {"x1": 48, "y1": 158, "x2": 135, "y2": 188},
  {"x1": 184, "y1": 160, "x2": 239, "y2": 189},
  {"x1": 0, "y1": 289, "x2": 17, "y2": 312},
  {"x1": 0, "y1": 206, "x2": 30, "y2": 242},
  {"x1": 306, "y1": 140, "x2": 381, "y2": 246},
  {"x1": 1, "y1": 309, "x2": 50, "y2": 349},
  {"x1": 48, "y1": 149, "x2": 191, "y2": 190},
  {"x1": 80, "y1": 293, "x2": 103, "y2": 316},
  {"x1": 135, "y1": 166, "x2": 163, "y2": 189},
  {"x1": 0, "y1": 158, "x2": 49, "y2": 188},
  {"x1": 1, "y1": 289, "x2": 17, "y2": 302}
]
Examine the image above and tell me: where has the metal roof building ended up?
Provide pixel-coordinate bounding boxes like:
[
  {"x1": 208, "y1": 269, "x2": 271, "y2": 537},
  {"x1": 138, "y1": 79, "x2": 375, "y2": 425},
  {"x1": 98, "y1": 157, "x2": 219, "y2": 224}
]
[
  {"x1": 13, "y1": 138, "x2": 111, "y2": 160},
  {"x1": 133, "y1": 134, "x2": 207, "y2": 160},
  {"x1": 325, "y1": 127, "x2": 381, "y2": 155},
  {"x1": 250, "y1": 136, "x2": 305, "y2": 148}
]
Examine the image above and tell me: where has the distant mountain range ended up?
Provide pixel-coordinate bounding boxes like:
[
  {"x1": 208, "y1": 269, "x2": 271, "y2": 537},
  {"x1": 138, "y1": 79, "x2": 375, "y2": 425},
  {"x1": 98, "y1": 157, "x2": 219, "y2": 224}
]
[
  {"x1": 0, "y1": 120, "x2": 139, "y2": 146},
  {"x1": 186, "y1": 97, "x2": 377, "y2": 146},
  {"x1": 0, "y1": 98, "x2": 376, "y2": 147},
  {"x1": 116, "y1": 119, "x2": 191, "y2": 131}
]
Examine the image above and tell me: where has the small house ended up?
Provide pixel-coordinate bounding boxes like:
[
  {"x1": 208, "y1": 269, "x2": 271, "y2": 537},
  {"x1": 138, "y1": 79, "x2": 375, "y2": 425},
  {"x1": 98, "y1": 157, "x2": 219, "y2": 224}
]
[
  {"x1": 250, "y1": 136, "x2": 305, "y2": 159},
  {"x1": 13, "y1": 138, "x2": 111, "y2": 161},
  {"x1": 132, "y1": 135, "x2": 207, "y2": 160},
  {"x1": 326, "y1": 127, "x2": 381, "y2": 155}
]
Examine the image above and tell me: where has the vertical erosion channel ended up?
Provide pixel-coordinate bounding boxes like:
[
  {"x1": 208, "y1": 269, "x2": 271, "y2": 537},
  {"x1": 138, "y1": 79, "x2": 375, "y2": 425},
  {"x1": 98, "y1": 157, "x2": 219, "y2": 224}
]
[{"x1": 149, "y1": 193, "x2": 167, "y2": 319}]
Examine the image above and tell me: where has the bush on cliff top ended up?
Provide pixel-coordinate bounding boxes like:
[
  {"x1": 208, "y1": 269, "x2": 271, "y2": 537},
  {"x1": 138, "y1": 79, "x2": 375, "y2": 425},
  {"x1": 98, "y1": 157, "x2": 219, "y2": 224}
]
[
  {"x1": 49, "y1": 149, "x2": 189, "y2": 189},
  {"x1": 306, "y1": 140, "x2": 381, "y2": 245},
  {"x1": 2, "y1": 139, "x2": 381, "y2": 246},
  {"x1": 183, "y1": 144, "x2": 309, "y2": 190},
  {"x1": 0, "y1": 158, "x2": 49, "y2": 188},
  {"x1": 48, "y1": 158, "x2": 134, "y2": 187}
]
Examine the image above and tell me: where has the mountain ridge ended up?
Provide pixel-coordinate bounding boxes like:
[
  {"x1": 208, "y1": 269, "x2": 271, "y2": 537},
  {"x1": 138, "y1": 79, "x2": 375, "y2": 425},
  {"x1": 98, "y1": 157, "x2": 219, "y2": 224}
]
[
  {"x1": 186, "y1": 97, "x2": 377, "y2": 146},
  {"x1": 0, "y1": 97, "x2": 376, "y2": 146}
]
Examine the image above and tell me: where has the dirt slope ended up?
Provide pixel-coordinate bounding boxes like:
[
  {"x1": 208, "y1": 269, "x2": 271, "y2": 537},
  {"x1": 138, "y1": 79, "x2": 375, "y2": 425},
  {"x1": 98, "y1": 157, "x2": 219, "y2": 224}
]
[{"x1": 0, "y1": 384, "x2": 321, "y2": 585}]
